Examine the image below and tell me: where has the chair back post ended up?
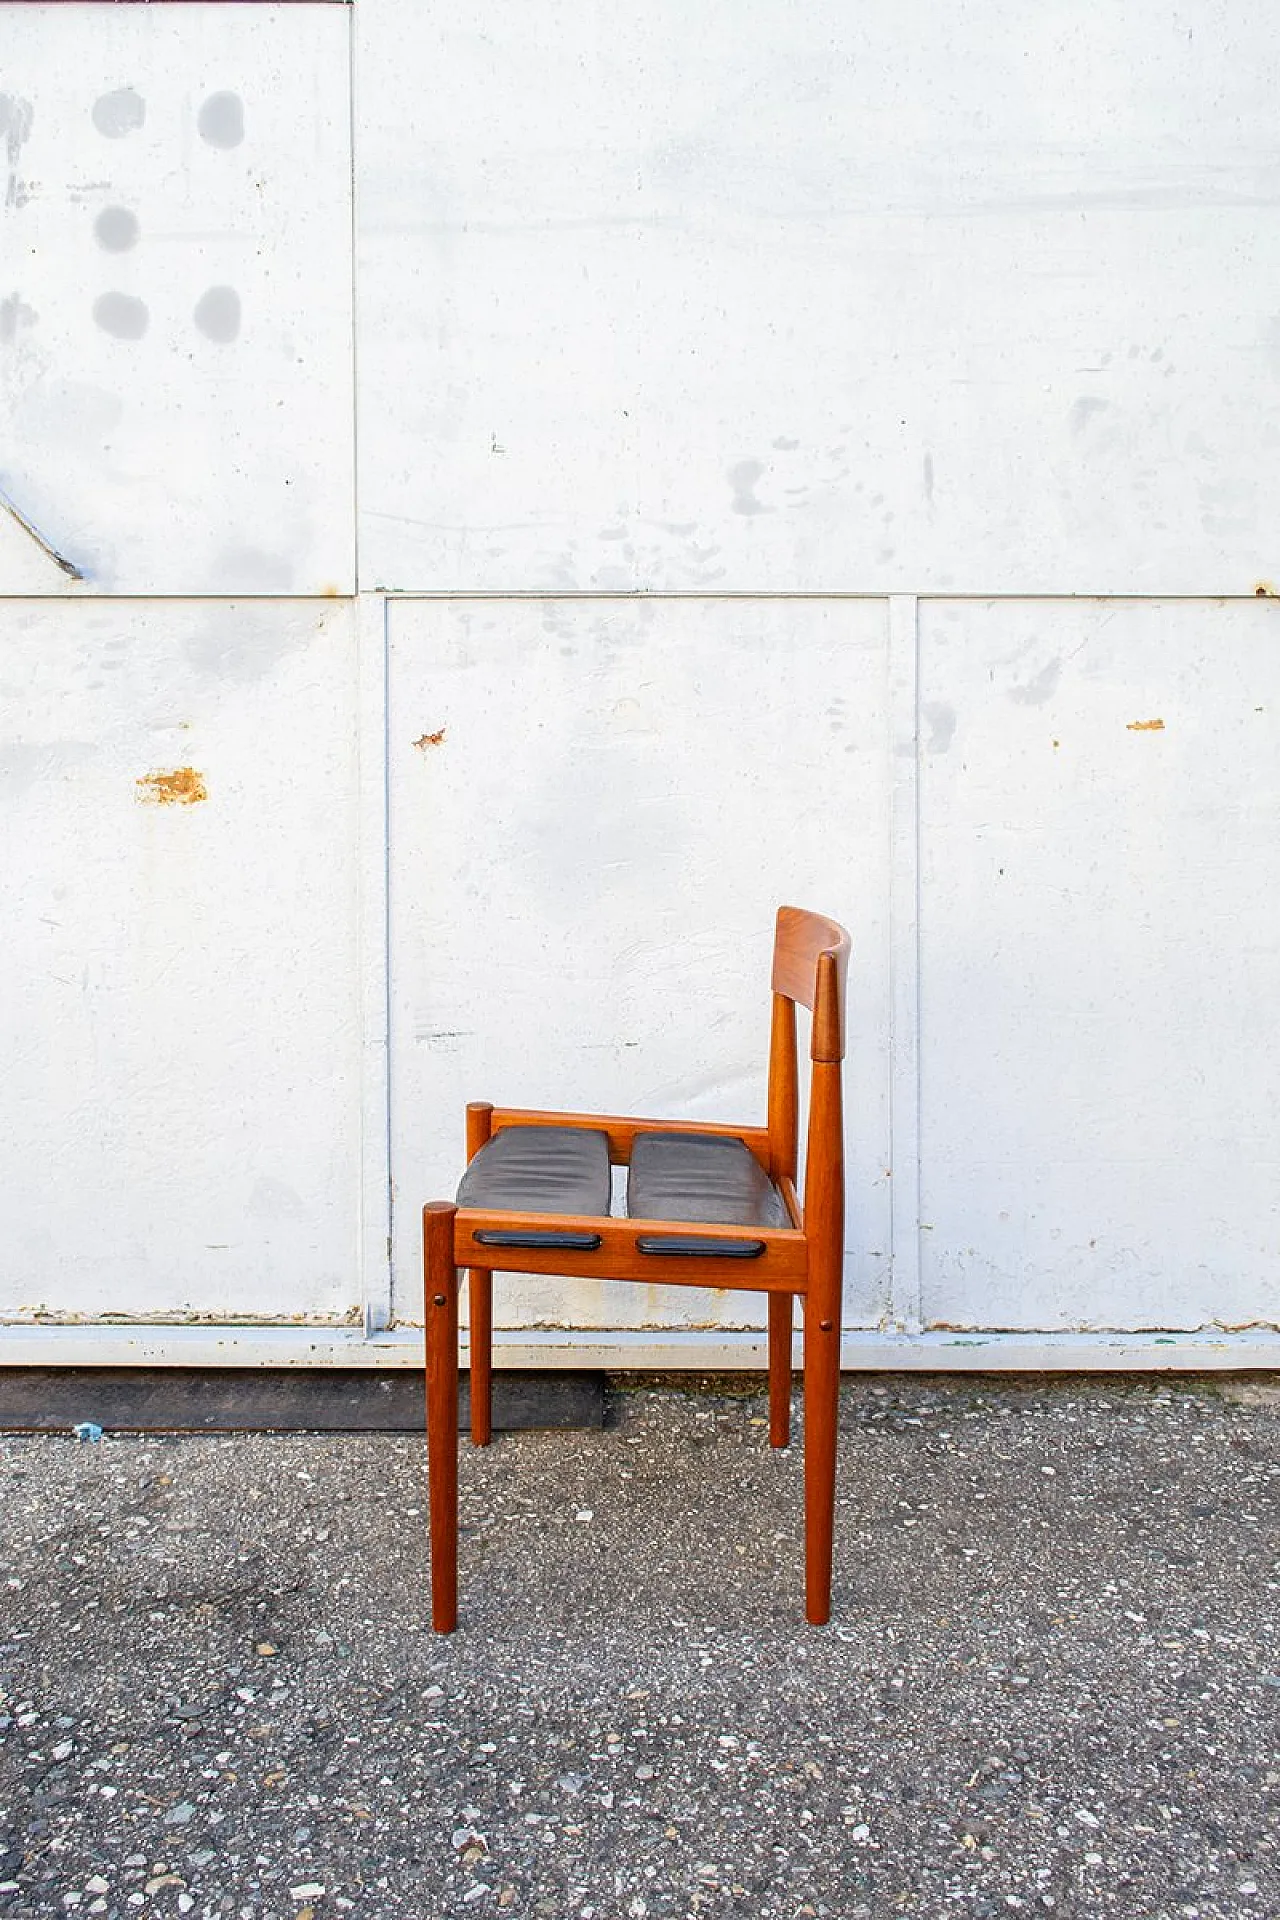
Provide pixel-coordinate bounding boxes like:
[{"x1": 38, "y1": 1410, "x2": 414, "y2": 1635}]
[
  {"x1": 466, "y1": 1101, "x2": 495, "y2": 1160},
  {"x1": 803, "y1": 950, "x2": 846, "y2": 1286},
  {"x1": 770, "y1": 904, "x2": 851, "y2": 1209},
  {"x1": 767, "y1": 992, "x2": 799, "y2": 1183},
  {"x1": 799, "y1": 941, "x2": 847, "y2": 1627}
]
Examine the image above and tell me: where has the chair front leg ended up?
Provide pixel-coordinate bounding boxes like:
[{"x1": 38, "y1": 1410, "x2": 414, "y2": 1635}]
[
  {"x1": 424, "y1": 1202, "x2": 460, "y2": 1632},
  {"x1": 802, "y1": 1293, "x2": 840, "y2": 1626}
]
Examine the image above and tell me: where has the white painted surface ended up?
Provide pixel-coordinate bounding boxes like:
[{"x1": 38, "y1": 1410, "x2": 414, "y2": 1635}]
[
  {"x1": 917, "y1": 598, "x2": 1280, "y2": 1332},
  {"x1": 357, "y1": 0, "x2": 1280, "y2": 594},
  {"x1": 386, "y1": 597, "x2": 891, "y2": 1330},
  {"x1": 0, "y1": 6, "x2": 354, "y2": 596},
  {"x1": 1, "y1": 0, "x2": 1278, "y2": 1366},
  {"x1": 0, "y1": 601, "x2": 362, "y2": 1321},
  {"x1": 7, "y1": 589, "x2": 1275, "y2": 1349}
]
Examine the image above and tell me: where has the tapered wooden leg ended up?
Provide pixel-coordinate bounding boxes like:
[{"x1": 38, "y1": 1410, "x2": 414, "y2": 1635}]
[
  {"x1": 468, "y1": 1268, "x2": 493, "y2": 1447},
  {"x1": 803, "y1": 1299, "x2": 840, "y2": 1625},
  {"x1": 424, "y1": 1202, "x2": 460, "y2": 1633},
  {"x1": 767, "y1": 1291, "x2": 793, "y2": 1447},
  {"x1": 802, "y1": 1051, "x2": 845, "y2": 1627}
]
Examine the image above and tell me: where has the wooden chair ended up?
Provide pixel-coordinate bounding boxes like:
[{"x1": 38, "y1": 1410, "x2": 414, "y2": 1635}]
[{"x1": 423, "y1": 905, "x2": 850, "y2": 1631}]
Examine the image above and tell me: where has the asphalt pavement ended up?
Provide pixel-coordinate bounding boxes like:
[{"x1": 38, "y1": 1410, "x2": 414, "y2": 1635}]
[{"x1": 0, "y1": 1373, "x2": 1276, "y2": 1919}]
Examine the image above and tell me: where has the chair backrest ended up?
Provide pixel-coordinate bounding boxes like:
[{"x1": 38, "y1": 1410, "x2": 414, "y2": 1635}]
[{"x1": 767, "y1": 906, "x2": 851, "y2": 1188}]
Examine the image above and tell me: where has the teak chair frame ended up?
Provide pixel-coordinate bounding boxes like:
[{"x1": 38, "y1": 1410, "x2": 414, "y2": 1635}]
[{"x1": 423, "y1": 905, "x2": 850, "y2": 1631}]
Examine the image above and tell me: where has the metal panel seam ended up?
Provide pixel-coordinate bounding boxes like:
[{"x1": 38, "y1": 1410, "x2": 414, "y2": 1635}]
[
  {"x1": 887, "y1": 594, "x2": 922, "y2": 1332},
  {"x1": 356, "y1": 593, "x2": 392, "y2": 1334},
  {"x1": 346, "y1": 0, "x2": 361, "y2": 593}
]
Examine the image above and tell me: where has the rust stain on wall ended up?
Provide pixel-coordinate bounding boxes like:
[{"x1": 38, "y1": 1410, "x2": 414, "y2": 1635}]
[
  {"x1": 1253, "y1": 581, "x2": 1277, "y2": 598},
  {"x1": 1126, "y1": 718, "x2": 1165, "y2": 732},
  {"x1": 413, "y1": 728, "x2": 447, "y2": 749},
  {"x1": 136, "y1": 766, "x2": 208, "y2": 805}
]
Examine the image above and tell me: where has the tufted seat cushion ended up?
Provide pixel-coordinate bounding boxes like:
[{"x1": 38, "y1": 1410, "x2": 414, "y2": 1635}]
[
  {"x1": 454, "y1": 1121, "x2": 610, "y2": 1213},
  {"x1": 457, "y1": 1125, "x2": 612, "y2": 1238},
  {"x1": 626, "y1": 1131, "x2": 788, "y2": 1228}
]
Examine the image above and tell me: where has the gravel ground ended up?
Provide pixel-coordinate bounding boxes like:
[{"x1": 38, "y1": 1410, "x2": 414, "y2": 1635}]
[{"x1": 0, "y1": 1374, "x2": 1277, "y2": 1920}]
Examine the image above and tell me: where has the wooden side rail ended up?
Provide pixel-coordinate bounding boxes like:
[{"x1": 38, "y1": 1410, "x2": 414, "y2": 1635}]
[
  {"x1": 454, "y1": 1205, "x2": 809, "y2": 1293},
  {"x1": 487, "y1": 1105, "x2": 772, "y2": 1169}
]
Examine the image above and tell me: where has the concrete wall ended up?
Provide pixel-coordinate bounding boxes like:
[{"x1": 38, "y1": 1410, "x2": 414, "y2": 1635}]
[{"x1": 3, "y1": 1, "x2": 1277, "y2": 1369}]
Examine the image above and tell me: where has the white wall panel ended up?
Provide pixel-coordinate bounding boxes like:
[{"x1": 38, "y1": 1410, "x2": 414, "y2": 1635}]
[
  {"x1": 0, "y1": 601, "x2": 361, "y2": 1321},
  {"x1": 387, "y1": 598, "x2": 891, "y2": 1331},
  {"x1": 3, "y1": 0, "x2": 1278, "y2": 1365},
  {"x1": 357, "y1": 0, "x2": 1280, "y2": 594},
  {"x1": 917, "y1": 599, "x2": 1280, "y2": 1331},
  {"x1": 0, "y1": 6, "x2": 354, "y2": 596}
]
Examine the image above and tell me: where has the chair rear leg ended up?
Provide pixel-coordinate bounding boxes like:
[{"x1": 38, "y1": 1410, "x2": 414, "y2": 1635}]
[
  {"x1": 767, "y1": 1292, "x2": 793, "y2": 1447},
  {"x1": 468, "y1": 1268, "x2": 493, "y2": 1446},
  {"x1": 802, "y1": 1299, "x2": 840, "y2": 1626},
  {"x1": 463, "y1": 1102, "x2": 496, "y2": 1450},
  {"x1": 424, "y1": 1202, "x2": 460, "y2": 1632}
]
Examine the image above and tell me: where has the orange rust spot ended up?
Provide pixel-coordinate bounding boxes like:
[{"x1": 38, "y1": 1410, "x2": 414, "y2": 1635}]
[
  {"x1": 1254, "y1": 581, "x2": 1277, "y2": 598},
  {"x1": 319, "y1": 583, "x2": 344, "y2": 598},
  {"x1": 1126, "y1": 718, "x2": 1165, "y2": 732},
  {"x1": 136, "y1": 766, "x2": 207, "y2": 805},
  {"x1": 413, "y1": 728, "x2": 447, "y2": 749}
]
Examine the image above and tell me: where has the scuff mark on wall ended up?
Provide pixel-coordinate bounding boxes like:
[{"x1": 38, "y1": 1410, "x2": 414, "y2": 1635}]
[
  {"x1": 1069, "y1": 395, "x2": 1111, "y2": 433},
  {"x1": 0, "y1": 92, "x2": 34, "y2": 166},
  {"x1": 136, "y1": 766, "x2": 207, "y2": 805},
  {"x1": 0, "y1": 483, "x2": 84, "y2": 579},
  {"x1": 93, "y1": 206, "x2": 140, "y2": 254},
  {"x1": 921, "y1": 700, "x2": 956, "y2": 754},
  {"x1": 1009, "y1": 657, "x2": 1062, "y2": 706},
  {"x1": 197, "y1": 91, "x2": 244, "y2": 150},
  {"x1": 193, "y1": 284, "x2": 242, "y2": 344},
  {"x1": 0, "y1": 294, "x2": 38, "y2": 343},
  {"x1": 0, "y1": 92, "x2": 34, "y2": 208},
  {"x1": 727, "y1": 459, "x2": 769, "y2": 516},
  {"x1": 91, "y1": 87, "x2": 145, "y2": 139},
  {"x1": 93, "y1": 291, "x2": 149, "y2": 341}
]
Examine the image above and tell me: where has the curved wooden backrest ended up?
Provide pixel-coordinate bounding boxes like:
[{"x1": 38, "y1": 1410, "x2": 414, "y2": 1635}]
[{"x1": 770, "y1": 905, "x2": 851, "y2": 1063}]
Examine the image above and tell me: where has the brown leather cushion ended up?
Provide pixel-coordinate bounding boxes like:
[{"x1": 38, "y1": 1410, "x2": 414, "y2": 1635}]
[
  {"x1": 627, "y1": 1131, "x2": 788, "y2": 1228},
  {"x1": 457, "y1": 1125, "x2": 611, "y2": 1216}
]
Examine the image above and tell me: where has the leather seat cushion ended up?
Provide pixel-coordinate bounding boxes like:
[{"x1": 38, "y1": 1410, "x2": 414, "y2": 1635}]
[
  {"x1": 457, "y1": 1125, "x2": 611, "y2": 1216},
  {"x1": 627, "y1": 1131, "x2": 788, "y2": 1228}
]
